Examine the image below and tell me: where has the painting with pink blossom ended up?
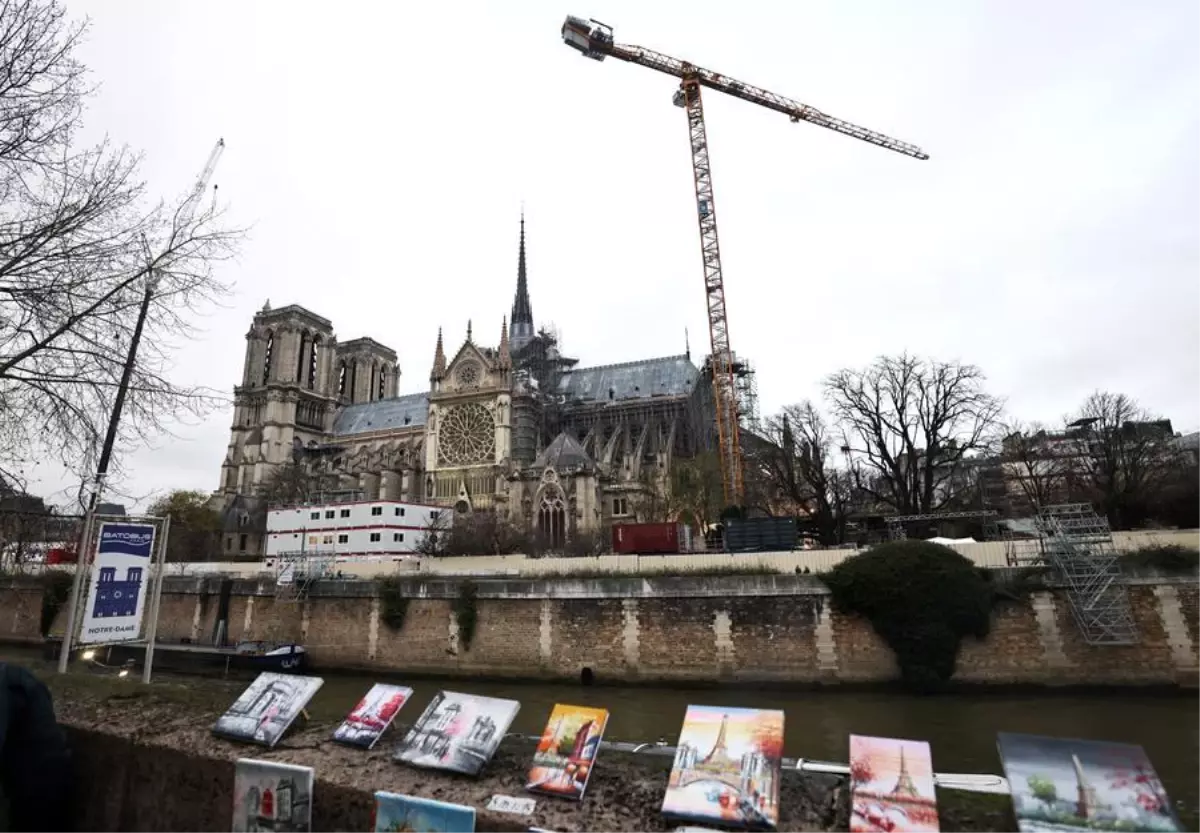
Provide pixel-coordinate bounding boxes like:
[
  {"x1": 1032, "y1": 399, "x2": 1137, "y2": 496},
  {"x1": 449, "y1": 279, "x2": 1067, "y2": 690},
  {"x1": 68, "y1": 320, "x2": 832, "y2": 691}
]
[
  {"x1": 997, "y1": 732, "x2": 1182, "y2": 832},
  {"x1": 394, "y1": 691, "x2": 519, "y2": 776},
  {"x1": 849, "y1": 735, "x2": 939, "y2": 833}
]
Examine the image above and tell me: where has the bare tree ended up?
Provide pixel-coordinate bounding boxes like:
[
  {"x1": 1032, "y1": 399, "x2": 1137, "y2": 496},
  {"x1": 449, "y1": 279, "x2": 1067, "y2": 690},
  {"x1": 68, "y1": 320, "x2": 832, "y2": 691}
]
[
  {"x1": 1068, "y1": 391, "x2": 1174, "y2": 529},
  {"x1": 758, "y1": 402, "x2": 848, "y2": 544},
  {"x1": 0, "y1": 1, "x2": 243, "y2": 488},
  {"x1": 257, "y1": 461, "x2": 342, "y2": 508},
  {"x1": 825, "y1": 354, "x2": 1004, "y2": 515},
  {"x1": 998, "y1": 421, "x2": 1078, "y2": 512}
]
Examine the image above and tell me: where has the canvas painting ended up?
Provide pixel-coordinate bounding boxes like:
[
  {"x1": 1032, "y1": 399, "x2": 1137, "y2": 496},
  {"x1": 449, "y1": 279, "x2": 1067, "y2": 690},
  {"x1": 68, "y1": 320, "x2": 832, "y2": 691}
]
[
  {"x1": 661, "y1": 705, "x2": 784, "y2": 829},
  {"x1": 997, "y1": 733, "x2": 1182, "y2": 833},
  {"x1": 332, "y1": 683, "x2": 413, "y2": 749},
  {"x1": 526, "y1": 703, "x2": 609, "y2": 800},
  {"x1": 213, "y1": 672, "x2": 324, "y2": 748},
  {"x1": 849, "y1": 735, "x2": 940, "y2": 833},
  {"x1": 232, "y1": 758, "x2": 314, "y2": 832},
  {"x1": 373, "y1": 790, "x2": 476, "y2": 832},
  {"x1": 394, "y1": 690, "x2": 520, "y2": 776}
]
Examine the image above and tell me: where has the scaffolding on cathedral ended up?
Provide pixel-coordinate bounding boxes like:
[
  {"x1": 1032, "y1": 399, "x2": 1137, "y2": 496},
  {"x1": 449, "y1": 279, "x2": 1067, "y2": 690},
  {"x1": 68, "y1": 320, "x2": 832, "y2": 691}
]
[
  {"x1": 1033, "y1": 503, "x2": 1138, "y2": 645},
  {"x1": 700, "y1": 353, "x2": 760, "y2": 435},
  {"x1": 273, "y1": 550, "x2": 337, "y2": 601}
]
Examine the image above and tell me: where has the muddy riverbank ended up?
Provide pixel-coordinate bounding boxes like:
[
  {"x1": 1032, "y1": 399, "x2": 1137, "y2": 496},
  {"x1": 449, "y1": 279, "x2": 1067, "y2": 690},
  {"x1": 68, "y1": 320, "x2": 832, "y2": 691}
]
[{"x1": 34, "y1": 663, "x2": 1020, "y2": 832}]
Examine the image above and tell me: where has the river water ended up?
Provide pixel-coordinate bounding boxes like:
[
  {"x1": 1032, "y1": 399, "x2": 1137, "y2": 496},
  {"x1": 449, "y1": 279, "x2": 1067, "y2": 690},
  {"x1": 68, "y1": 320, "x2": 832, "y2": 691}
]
[{"x1": 10, "y1": 644, "x2": 1197, "y2": 824}]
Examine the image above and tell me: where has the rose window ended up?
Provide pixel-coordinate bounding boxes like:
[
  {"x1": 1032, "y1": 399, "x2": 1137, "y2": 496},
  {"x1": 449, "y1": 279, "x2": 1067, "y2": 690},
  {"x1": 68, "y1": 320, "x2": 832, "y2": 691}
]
[
  {"x1": 456, "y1": 362, "x2": 480, "y2": 387},
  {"x1": 437, "y1": 402, "x2": 495, "y2": 465}
]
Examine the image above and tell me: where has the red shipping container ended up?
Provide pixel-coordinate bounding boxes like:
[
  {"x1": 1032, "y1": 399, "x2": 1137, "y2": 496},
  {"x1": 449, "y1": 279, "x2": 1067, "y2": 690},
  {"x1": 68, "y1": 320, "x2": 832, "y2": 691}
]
[
  {"x1": 45, "y1": 547, "x2": 77, "y2": 564},
  {"x1": 611, "y1": 522, "x2": 688, "y2": 555}
]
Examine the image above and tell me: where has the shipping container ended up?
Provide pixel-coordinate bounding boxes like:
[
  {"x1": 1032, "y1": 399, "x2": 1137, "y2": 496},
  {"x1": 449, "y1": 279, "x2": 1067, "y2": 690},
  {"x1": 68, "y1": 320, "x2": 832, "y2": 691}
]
[
  {"x1": 723, "y1": 517, "x2": 797, "y2": 553},
  {"x1": 611, "y1": 522, "x2": 692, "y2": 555}
]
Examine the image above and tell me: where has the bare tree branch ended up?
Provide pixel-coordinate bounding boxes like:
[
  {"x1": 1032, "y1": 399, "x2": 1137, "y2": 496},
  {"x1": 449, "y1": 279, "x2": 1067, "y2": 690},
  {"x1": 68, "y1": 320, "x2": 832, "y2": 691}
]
[
  {"x1": 0, "y1": 1, "x2": 244, "y2": 486},
  {"x1": 824, "y1": 354, "x2": 1004, "y2": 515}
]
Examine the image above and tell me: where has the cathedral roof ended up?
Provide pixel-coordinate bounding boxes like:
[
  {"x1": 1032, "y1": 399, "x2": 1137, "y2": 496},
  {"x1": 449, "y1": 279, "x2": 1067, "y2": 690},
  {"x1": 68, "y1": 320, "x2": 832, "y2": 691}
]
[
  {"x1": 556, "y1": 355, "x2": 699, "y2": 404},
  {"x1": 534, "y1": 432, "x2": 593, "y2": 471},
  {"x1": 332, "y1": 392, "x2": 429, "y2": 436}
]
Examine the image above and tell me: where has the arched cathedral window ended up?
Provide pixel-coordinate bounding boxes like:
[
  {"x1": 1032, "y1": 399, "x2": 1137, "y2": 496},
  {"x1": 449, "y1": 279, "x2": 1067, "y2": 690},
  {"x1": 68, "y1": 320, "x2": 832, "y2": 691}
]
[
  {"x1": 308, "y1": 337, "x2": 320, "y2": 390},
  {"x1": 337, "y1": 361, "x2": 347, "y2": 399},
  {"x1": 378, "y1": 364, "x2": 387, "y2": 400},
  {"x1": 537, "y1": 484, "x2": 567, "y2": 551},
  {"x1": 261, "y1": 332, "x2": 274, "y2": 385},
  {"x1": 296, "y1": 332, "x2": 309, "y2": 385}
]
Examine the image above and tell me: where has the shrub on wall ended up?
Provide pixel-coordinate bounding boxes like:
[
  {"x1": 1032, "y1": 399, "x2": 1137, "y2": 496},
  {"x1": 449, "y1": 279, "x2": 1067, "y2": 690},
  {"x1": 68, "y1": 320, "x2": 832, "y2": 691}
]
[
  {"x1": 454, "y1": 581, "x2": 478, "y2": 651},
  {"x1": 40, "y1": 570, "x2": 74, "y2": 636},
  {"x1": 821, "y1": 540, "x2": 993, "y2": 690},
  {"x1": 377, "y1": 577, "x2": 410, "y2": 631},
  {"x1": 1118, "y1": 544, "x2": 1199, "y2": 573}
]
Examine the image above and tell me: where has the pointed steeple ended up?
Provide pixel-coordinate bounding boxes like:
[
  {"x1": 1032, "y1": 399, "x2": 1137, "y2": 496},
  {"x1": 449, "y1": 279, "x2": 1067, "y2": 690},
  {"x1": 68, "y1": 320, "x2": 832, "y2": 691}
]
[
  {"x1": 466, "y1": 319, "x2": 473, "y2": 343},
  {"x1": 498, "y1": 316, "x2": 511, "y2": 369},
  {"x1": 510, "y1": 211, "x2": 534, "y2": 351},
  {"x1": 431, "y1": 327, "x2": 446, "y2": 383}
]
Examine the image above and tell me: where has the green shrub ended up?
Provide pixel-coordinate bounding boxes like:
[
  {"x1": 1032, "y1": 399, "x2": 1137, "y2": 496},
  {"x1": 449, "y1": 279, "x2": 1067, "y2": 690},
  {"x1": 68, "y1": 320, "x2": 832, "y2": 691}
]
[
  {"x1": 40, "y1": 570, "x2": 74, "y2": 636},
  {"x1": 1118, "y1": 544, "x2": 1199, "y2": 573},
  {"x1": 454, "y1": 581, "x2": 478, "y2": 652},
  {"x1": 377, "y1": 577, "x2": 410, "y2": 631},
  {"x1": 821, "y1": 540, "x2": 993, "y2": 690}
]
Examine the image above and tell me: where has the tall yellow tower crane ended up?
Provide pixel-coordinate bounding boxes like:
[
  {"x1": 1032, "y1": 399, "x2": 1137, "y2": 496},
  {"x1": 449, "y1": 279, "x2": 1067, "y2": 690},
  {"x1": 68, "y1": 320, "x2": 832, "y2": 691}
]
[{"x1": 562, "y1": 17, "x2": 928, "y2": 506}]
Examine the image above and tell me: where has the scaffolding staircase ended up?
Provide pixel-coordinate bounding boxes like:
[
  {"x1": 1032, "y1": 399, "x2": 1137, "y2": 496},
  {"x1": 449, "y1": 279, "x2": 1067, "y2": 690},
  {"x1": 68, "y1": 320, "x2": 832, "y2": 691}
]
[
  {"x1": 275, "y1": 552, "x2": 336, "y2": 601},
  {"x1": 1034, "y1": 504, "x2": 1138, "y2": 645}
]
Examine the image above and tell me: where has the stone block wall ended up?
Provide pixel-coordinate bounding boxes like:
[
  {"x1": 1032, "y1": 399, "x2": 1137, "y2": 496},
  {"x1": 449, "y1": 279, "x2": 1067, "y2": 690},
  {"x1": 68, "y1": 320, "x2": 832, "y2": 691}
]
[{"x1": 8, "y1": 573, "x2": 1198, "y2": 688}]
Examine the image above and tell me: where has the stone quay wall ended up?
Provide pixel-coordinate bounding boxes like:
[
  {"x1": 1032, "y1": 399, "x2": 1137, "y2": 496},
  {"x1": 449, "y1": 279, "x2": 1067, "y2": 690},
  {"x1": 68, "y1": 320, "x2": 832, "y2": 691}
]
[{"x1": 3, "y1": 573, "x2": 1197, "y2": 687}]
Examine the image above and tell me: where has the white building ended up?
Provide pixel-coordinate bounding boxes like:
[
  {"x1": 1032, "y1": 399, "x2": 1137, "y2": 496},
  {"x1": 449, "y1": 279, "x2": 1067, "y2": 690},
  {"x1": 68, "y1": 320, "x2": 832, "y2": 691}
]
[{"x1": 265, "y1": 500, "x2": 443, "y2": 558}]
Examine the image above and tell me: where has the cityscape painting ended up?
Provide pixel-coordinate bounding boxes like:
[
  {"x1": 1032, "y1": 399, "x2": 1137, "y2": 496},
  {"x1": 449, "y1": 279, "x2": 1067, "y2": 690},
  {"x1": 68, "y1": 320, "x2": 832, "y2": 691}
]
[
  {"x1": 849, "y1": 734, "x2": 940, "y2": 833},
  {"x1": 232, "y1": 758, "x2": 314, "y2": 832},
  {"x1": 997, "y1": 732, "x2": 1182, "y2": 832},
  {"x1": 332, "y1": 683, "x2": 413, "y2": 749},
  {"x1": 525, "y1": 703, "x2": 609, "y2": 800},
  {"x1": 394, "y1": 691, "x2": 520, "y2": 776},
  {"x1": 212, "y1": 672, "x2": 324, "y2": 748},
  {"x1": 372, "y1": 791, "x2": 476, "y2": 833},
  {"x1": 661, "y1": 705, "x2": 784, "y2": 829}
]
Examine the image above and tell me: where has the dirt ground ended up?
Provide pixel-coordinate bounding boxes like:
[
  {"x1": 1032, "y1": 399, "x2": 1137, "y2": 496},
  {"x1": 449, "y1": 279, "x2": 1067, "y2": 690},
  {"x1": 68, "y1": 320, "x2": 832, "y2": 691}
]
[{"x1": 32, "y1": 661, "x2": 1013, "y2": 832}]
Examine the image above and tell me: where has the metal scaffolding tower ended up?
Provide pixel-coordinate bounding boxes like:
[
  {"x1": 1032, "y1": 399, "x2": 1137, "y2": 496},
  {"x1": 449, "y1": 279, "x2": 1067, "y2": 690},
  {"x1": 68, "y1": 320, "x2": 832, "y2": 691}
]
[
  {"x1": 884, "y1": 510, "x2": 999, "y2": 541},
  {"x1": 1034, "y1": 504, "x2": 1137, "y2": 645},
  {"x1": 274, "y1": 551, "x2": 336, "y2": 602}
]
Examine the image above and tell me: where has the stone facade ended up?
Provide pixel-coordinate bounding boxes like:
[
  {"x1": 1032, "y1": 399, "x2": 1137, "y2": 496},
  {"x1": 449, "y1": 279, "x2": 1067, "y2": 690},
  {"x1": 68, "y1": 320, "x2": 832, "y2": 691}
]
[
  {"x1": 213, "y1": 217, "x2": 712, "y2": 555},
  {"x1": 20, "y1": 575, "x2": 1198, "y2": 687}
]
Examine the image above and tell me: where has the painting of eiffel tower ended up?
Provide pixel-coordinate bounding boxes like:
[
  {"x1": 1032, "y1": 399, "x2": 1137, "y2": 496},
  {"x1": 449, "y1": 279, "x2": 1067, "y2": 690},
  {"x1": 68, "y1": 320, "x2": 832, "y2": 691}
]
[
  {"x1": 662, "y1": 705, "x2": 784, "y2": 830},
  {"x1": 849, "y1": 735, "x2": 940, "y2": 833}
]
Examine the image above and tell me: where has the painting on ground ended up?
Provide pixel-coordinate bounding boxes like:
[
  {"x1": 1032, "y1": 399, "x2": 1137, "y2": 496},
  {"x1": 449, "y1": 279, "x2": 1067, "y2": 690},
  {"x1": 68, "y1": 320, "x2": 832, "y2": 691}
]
[
  {"x1": 997, "y1": 732, "x2": 1182, "y2": 833},
  {"x1": 373, "y1": 791, "x2": 476, "y2": 832},
  {"x1": 525, "y1": 703, "x2": 609, "y2": 800},
  {"x1": 213, "y1": 672, "x2": 324, "y2": 747},
  {"x1": 661, "y1": 705, "x2": 784, "y2": 829},
  {"x1": 332, "y1": 683, "x2": 413, "y2": 749},
  {"x1": 232, "y1": 758, "x2": 314, "y2": 832},
  {"x1": 394, "y1": 691, "x2": 520, "y2": 776},
  {"x1": 849, "y1": 735, "x2": 940, "y2": 833}
]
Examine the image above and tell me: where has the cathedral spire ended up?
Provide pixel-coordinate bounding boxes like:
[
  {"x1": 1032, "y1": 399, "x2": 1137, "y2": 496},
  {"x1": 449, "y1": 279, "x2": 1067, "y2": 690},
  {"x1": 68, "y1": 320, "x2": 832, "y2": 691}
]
[
  {"x1": 498, "y1": 316, "x2": 511, "y2": 369},
  {"x1": 510, "y1": 211, "x2": 534, "y2": 351},
  {"x1": 431, "y1": 327, "x2": 446, "y2": 383}
]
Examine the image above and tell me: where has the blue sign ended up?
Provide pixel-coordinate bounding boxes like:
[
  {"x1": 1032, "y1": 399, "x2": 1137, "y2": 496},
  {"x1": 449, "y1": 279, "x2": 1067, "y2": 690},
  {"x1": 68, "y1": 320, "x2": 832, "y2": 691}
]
[
  {"x1": 79, "y1": 521, "x2": 158, "y2": 645},
  {"x1": 97, "y1": 524, "x2": 155, "y2": 559}
]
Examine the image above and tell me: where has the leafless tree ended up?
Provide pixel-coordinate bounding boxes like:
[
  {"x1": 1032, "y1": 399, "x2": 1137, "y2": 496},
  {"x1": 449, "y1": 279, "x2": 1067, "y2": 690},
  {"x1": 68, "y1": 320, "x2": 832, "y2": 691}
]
[
  {"x1": 0, "y1": 1, "x2": 243, "y2": 488},
  {"x1": 758, "y1": 402, "x2": 849, "y2": 544},
  {"x1": 1067, "y1": 391, "x2": 1174, "y2": 529},
  {"x1": 825, "y1": 354, "x2": 1005, "y2": 515},
  {"x1": 257, "y1": 461, "x2": 342, "y2": 507},
  {"x1": 998, "y1": 420, "x2": 1079, "y2": 512}
]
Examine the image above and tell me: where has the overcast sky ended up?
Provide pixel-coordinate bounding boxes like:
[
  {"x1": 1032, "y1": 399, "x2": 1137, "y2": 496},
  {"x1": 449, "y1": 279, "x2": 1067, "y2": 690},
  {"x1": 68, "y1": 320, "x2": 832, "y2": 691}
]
[{"x1": 27, "y1": 0, "x2": 1200, "y2": 508}]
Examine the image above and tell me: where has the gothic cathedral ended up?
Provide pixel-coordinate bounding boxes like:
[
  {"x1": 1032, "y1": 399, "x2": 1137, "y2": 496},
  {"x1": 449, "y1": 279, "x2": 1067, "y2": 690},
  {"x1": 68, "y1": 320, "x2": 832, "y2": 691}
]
[{"x1": 215, "y1": 217, "x2": 714, "y2": 555}]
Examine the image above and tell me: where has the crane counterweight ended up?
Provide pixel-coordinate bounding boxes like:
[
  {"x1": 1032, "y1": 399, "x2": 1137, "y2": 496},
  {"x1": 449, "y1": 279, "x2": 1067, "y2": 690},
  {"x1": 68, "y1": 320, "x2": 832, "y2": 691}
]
[{"x1": 562, "y1": 15, "x2": 926, "y2": 505}]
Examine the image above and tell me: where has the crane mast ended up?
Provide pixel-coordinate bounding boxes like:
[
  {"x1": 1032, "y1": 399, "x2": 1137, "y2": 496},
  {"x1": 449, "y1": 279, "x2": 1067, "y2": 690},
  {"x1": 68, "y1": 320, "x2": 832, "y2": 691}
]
[
  {"x1": 562, "y1": 17, "x2": 927, "y2": 507},
  {"x1": 177, "y1": 138, "x2": 225, "y2": 230}
]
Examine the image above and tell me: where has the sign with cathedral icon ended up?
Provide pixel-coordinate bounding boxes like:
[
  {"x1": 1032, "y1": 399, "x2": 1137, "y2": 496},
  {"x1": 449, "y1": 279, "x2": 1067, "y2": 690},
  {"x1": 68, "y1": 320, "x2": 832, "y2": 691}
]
[
  {"x1": 996, "y1": 733, "x2": 1182, "y2": 833},
  {"x1": 78, "y1": 522, "x2": 158, "y2": 645},
  {"x1": 394, "y1": 691, "x2": 520, "y2": 776},
  {"x1": 849, "y1": 735, "x2": 940, "y2": 832},
  {"x1": 232, "y1": 758, "x2": 314, "y2": 832},
  {"x1": 661, "y1": 705, "x2": 784, "y2": 829}
]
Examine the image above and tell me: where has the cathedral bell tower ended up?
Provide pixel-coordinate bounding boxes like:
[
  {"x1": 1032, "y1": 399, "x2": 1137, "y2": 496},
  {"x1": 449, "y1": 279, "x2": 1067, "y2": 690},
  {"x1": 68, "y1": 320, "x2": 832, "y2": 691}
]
[{"x1": 220, "y1": 303, "x2": 338, "y2": 495}]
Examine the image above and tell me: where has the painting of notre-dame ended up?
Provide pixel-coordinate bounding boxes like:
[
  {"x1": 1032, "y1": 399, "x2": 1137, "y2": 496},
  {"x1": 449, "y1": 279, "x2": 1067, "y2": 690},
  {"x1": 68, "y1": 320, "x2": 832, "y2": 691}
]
[
  {"x1": 213, "y1": 672, "x2": 325, "y2": 748},
  {"x1": 394, "y1": 691, "x2": 520, "y2": 776}
]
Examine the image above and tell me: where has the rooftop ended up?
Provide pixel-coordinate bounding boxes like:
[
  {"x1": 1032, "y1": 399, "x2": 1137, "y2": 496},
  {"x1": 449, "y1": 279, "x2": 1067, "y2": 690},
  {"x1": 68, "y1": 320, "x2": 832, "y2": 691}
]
[
  {"x1": 331, "y1": 392, "x2": 429, "y2": 436},
  {"x1": 557, "y1": 355, "x2": 699, "y2": 404}
]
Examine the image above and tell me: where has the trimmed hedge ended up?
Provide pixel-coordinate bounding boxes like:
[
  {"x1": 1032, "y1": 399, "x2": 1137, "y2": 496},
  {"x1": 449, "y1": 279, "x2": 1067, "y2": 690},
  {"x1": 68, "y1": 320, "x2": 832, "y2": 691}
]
[{"x1": 822, "y1": 540, "x2": 993, "y2": 690}]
